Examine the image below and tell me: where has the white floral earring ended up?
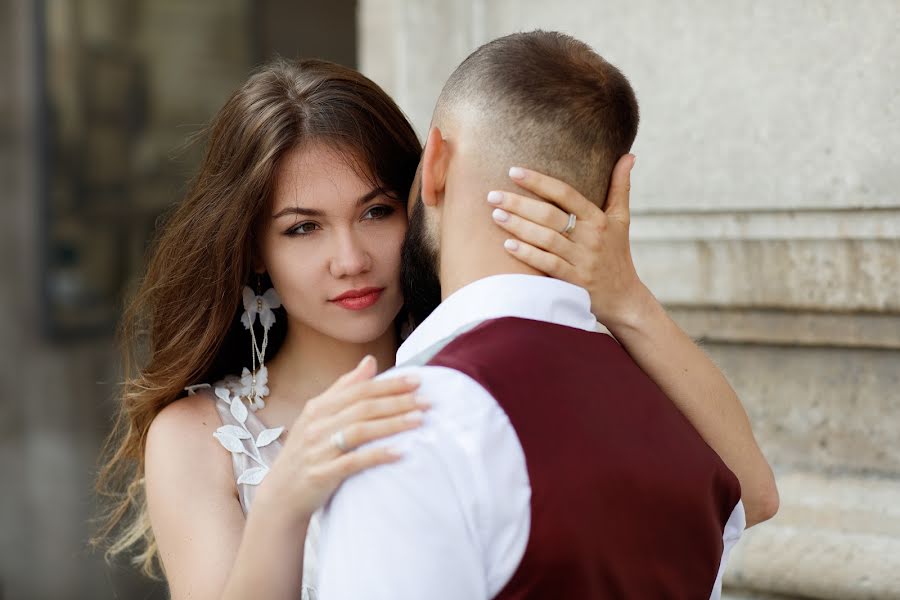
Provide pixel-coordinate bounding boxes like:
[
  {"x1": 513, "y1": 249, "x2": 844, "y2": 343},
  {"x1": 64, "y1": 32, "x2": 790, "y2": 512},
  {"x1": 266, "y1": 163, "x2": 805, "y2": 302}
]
[{"x1": 239, "y1": 276, "x2": 282, "y2": 411}]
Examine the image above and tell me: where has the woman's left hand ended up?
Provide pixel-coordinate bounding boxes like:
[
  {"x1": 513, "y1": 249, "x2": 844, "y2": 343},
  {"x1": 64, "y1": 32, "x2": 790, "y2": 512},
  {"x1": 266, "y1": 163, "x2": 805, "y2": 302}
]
[{"x1": 488, "y1": 154, "x2": 646, "y2": 328}]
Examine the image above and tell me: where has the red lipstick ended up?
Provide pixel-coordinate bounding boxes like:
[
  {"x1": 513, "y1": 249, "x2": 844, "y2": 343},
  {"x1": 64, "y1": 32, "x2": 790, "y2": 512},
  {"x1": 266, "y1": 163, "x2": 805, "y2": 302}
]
[{"x1": 330, "y1": 287, "x2": 385, "y2": 311}]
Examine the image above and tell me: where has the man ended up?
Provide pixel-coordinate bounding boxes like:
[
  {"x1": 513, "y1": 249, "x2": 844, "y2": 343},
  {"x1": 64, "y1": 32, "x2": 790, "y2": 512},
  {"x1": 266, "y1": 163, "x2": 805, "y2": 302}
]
[{"x1": 318, "y1": 31, "x2": 772, "y2": 598}]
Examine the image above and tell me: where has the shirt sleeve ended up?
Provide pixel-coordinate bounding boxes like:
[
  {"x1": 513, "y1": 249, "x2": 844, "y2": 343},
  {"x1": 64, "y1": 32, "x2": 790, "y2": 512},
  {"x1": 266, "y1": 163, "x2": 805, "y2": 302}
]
[{"x1": 316, "y1": 365, "x2": 523, "y2": 600}]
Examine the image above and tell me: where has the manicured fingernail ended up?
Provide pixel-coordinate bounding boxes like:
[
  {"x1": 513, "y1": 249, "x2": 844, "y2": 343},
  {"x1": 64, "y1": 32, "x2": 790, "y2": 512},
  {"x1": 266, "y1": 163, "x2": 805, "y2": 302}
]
[
  {"x1": 404, "y1": 375, "x2": 421, "y2": 386},
  {"x1": 416, "y1": 399, "x2": 432, "y2": 410},
  {"x1": 487, "y1": 191, "x2": 504, "y2": 204},
  {"x1": 387, "y1": 447, "x2": 405, "y2": 458},
  {"x1": 492, "y1": 208, "x2": 510, "y2": 223},
  {"x1": 509, "y1": 167, "x2": 526, "y2": 180},
  {"x1": 405, "y1": 410, "x2": 424, "y2": 423},
  {"x1": 504, "y1": 239, "x2": 519, "y2": 252},
  {"x1": 359, "y1": 355, "x2": 374, "y2": 368}
]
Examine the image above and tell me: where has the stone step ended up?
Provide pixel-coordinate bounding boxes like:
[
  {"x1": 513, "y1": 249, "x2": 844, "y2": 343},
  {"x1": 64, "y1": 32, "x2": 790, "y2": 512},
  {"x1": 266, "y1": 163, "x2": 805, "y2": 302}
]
[
  {"x1": 701, "y1": 343, "x2": 899, "y2": 475},
  {"x1": 724, "y1": 472, "x2": 900, "y2": 599},
  {"x1": 723, "y1": 590, "x2": 805, "y2": 600},
  {"x1": 633, "y1": 238, "x2": 900, "y2": 313}
]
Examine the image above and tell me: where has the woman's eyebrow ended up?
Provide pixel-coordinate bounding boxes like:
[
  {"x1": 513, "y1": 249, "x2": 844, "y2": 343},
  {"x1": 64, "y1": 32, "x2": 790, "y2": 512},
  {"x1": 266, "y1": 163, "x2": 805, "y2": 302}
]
[
  {"x1": 356, "y1": 187, "x2": 388, "y2": 206},
  {"x1": 272, "y1": 206, "x2": 325, "y2": 219},
  {"x1": 273, "y1": 187, "x2": 389, "y2": 219}
]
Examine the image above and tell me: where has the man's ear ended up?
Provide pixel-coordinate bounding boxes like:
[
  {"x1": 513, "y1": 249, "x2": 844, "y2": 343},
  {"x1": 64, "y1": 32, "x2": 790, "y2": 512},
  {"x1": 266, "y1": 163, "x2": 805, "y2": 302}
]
[{"x1": 421, "y1": 126, "x2": 449, "y2": 208}]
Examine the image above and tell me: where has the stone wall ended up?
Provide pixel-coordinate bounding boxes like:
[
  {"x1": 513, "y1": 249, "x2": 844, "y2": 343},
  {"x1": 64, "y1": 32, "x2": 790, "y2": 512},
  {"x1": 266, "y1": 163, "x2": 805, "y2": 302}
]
[{"x1": 358, "y1": 1, "x2": 900, "y2": 597}]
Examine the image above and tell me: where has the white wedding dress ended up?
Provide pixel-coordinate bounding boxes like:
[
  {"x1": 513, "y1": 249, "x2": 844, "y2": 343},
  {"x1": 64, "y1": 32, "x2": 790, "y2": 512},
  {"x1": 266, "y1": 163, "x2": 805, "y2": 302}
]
[{"x1": 187, "y1": 376, "x2": 321, "y2": 600}]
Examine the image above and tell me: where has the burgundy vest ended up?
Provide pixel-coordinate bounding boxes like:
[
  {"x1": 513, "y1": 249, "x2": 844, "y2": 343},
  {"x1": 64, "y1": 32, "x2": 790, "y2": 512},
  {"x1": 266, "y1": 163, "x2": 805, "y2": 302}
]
[{"x1": 427, "y1": 317, "x2": 741, "y2": 599}]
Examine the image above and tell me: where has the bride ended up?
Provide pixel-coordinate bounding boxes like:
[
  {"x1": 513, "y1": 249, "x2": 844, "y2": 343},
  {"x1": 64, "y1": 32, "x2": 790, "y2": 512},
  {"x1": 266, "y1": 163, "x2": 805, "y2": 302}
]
[{"x1": 92, "y1": 58, "x2": 776, "y2": 599}]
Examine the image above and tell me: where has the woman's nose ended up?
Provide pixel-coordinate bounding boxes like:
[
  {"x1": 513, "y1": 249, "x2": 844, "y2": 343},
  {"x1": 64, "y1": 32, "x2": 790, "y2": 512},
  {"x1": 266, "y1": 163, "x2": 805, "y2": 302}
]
[{"x1": 329, "y1": 229, "x2": 372, "y2": 278}]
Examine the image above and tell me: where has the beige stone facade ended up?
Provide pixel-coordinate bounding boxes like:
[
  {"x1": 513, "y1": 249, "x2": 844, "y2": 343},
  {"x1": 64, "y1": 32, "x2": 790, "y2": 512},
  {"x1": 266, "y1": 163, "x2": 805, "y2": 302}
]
[{"x1": 358, "y1": 1, "x2": 900, "y2": 598}]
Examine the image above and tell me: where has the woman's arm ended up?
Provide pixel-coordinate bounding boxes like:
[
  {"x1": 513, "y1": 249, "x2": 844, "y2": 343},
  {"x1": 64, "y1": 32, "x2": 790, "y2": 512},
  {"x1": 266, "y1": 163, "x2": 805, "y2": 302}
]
[
  {"x1": 146, "y1": 395, "x2": 316, "y2": 599},
  {"x1": 490, "y1": 156, "x2": 779, "y2": 527},
  {"x1": 600, "y1": 282, "x2": 779, "y2": 528},
  {"x1": 145, "y1": 393, "x2": 259, "y2": 599},
  {"x1": 145, "y1": 356, "x2": 427, "y2": 599}
]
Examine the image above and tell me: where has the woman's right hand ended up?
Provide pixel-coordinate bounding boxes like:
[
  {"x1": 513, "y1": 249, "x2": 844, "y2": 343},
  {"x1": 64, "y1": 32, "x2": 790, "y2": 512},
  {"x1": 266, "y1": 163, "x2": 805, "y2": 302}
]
[{"x1": 258, "y1": 355, "x2": 426, "y2": 522}]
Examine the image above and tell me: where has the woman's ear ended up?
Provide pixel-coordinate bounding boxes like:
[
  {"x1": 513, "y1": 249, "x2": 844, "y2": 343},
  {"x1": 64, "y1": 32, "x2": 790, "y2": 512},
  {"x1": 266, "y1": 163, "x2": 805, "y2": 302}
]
[{"x1": 421, "y1": 126, "x2": 449, "y2": 208}]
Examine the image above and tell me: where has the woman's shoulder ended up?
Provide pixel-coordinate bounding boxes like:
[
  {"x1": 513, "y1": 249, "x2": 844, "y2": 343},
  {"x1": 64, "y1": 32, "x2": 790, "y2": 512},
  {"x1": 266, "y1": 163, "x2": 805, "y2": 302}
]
[
  {"x1": 148, "y1": 387, "x2": 221, "y2": 444},
  {"x1": 145, "y1": 386, "x2": 235, "y2": 496}
]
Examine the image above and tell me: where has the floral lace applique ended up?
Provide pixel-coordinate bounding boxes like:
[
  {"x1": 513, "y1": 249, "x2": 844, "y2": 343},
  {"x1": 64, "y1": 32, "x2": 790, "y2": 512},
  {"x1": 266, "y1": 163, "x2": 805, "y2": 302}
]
[
  {"x1": 187, "y1": 380, "x2": 316, "y2": 597},
  {"x1": 208, "y1": 366, "x2": 269, "y2": 411},
  {"x1": 187, "y1": 380, "x2": 284, "y2": 486}
]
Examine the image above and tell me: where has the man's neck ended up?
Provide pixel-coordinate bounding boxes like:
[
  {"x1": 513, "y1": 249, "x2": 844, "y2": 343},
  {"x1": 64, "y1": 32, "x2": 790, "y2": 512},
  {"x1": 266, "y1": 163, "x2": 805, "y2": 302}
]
[
  {"x1": 436, "y1": 186, "x2": 544, "y2": 299},
  {"x1": 439, "y1": 243, "x2": 542, "y2": 301}
]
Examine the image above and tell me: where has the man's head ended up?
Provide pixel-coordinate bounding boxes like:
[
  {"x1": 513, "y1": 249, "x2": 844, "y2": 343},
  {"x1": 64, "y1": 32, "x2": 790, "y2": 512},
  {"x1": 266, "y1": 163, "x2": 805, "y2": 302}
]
[{"x1": 401, "y1": 31, "x2": 639, "y2": 322}]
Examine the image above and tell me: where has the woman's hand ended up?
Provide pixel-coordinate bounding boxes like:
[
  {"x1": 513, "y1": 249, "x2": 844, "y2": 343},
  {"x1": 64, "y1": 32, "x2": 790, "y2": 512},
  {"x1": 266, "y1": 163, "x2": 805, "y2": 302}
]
[
  {"x1": 258, "y1": 356, "x2": 427, "y2": 523},
  {"x1": 490, "y1": 157, "x2": 780, "y2": 525},
  {"x1": 488, "y1": 154, "x2": 647, "y2": 328}
]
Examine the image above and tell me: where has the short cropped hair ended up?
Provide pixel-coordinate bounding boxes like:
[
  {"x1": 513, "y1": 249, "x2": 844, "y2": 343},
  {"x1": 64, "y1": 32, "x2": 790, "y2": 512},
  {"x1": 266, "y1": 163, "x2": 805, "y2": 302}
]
[{"x1": 435, "y1": 30, "x2": 639, "y2": 204}]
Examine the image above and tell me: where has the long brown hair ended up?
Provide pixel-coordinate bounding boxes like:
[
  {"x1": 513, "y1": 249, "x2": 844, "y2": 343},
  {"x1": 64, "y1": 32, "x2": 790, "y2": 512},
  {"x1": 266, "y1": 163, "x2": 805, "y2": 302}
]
[{"x1": 90, "y1": 58, "x2": 421, "y2": 577}]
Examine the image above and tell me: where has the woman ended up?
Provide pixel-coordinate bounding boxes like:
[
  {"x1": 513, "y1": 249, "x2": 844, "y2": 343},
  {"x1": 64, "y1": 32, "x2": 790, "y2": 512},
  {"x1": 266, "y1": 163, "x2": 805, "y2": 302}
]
[{"x1": 93, "y1": 58, "x2": 776, "y2": 599}]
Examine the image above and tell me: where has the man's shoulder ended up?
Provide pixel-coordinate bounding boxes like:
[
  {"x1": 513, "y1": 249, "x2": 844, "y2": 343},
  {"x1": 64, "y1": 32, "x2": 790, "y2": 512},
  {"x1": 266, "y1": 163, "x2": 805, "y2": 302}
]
[
  {"x1": 435, "y1": 316, "x2": 615, "y2": 358},
  {"x1": 379, "y1": 363, "x2": 484, "y2": 385},
  {"x1": 329, "y1": 365, "x2": 501, "y2": 503},
  {"x1": 319, "y1": 368, "x2": 502, "y2": 599},
  {"x1": 375, "y1": 364, "x2": 502, "y2": 446}
]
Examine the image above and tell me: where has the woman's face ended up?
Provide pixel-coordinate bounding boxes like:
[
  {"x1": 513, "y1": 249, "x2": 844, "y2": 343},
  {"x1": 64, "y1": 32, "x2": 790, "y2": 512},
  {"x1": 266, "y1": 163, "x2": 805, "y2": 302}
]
[{"x1": 258, "y1": 143, "x2": 408, "y2": 344}]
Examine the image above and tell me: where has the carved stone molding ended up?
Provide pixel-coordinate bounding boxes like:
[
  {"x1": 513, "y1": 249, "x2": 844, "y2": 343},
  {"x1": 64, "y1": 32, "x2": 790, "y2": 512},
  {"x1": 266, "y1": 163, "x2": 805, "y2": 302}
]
[{"x1": 725, "y1": 472, "x2": 900, "y2": 599}]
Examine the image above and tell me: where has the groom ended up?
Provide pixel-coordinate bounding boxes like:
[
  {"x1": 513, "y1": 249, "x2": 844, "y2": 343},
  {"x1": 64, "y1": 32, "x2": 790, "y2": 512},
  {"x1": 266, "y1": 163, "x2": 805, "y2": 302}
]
[{"x1": 317, "y1": 31, "x2": 745, "y2": 598}]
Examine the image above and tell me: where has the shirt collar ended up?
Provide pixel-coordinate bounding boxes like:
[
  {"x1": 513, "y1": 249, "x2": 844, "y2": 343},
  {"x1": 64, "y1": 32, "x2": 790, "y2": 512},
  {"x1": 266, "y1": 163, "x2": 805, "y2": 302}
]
[{"x1": 396, "y1": 274, "x2": 599, "y2": 365}]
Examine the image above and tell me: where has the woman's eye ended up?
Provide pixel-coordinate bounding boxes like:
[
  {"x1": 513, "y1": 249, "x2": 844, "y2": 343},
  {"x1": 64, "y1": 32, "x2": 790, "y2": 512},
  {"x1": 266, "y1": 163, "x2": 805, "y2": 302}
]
[
  {"x1": 287, "y1": 222, "x2": 320, "y2": 236},
  {"x1": 363, "y1": 205, "x2": 395, "y2": 220}
]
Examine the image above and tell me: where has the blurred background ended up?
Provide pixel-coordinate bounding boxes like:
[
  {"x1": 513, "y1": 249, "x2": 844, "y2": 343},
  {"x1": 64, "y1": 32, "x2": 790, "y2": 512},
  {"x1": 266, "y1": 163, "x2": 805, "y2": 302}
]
[{"x1": 1, "y1": 0, "x2": 898, "y2": 598}]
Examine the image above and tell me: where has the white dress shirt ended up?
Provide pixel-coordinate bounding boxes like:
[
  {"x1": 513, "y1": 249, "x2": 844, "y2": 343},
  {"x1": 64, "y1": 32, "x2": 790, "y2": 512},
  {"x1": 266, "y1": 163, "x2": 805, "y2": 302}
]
[{"x1": 317, "y1": 275, "x2": 601, "y2": 599}]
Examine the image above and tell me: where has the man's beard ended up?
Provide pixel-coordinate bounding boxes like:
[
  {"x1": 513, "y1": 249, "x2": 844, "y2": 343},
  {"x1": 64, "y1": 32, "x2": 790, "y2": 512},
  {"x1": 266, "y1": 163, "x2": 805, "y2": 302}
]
[{"x1": 400, "y1": 188, "x2": 442, "y2": 327}]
